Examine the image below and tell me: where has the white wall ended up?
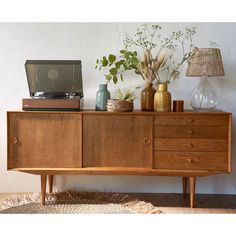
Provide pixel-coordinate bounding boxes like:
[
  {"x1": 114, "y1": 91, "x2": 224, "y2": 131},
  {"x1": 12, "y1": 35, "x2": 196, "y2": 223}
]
[{"x1": 0, "y1": 22, "x2": 236, "y2": 194}]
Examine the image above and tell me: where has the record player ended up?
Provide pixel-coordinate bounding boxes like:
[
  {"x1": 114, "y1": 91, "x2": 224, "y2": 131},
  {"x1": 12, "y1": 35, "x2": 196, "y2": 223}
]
[{"x1": 22, "y1": 60, "x2": 84, "y2": 111}]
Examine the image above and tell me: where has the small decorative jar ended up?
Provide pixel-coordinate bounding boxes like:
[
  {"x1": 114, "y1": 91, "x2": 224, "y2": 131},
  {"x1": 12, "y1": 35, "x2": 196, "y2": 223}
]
[
  {"x1": 95, "y1": 84, "x2": 110, "y2": 111},
  {"x1": 141, "y1": 82, "x2": 156, "y2": 111},
  {"x1": 154, "y1": 83, "x2": 171, "y2": 112}
]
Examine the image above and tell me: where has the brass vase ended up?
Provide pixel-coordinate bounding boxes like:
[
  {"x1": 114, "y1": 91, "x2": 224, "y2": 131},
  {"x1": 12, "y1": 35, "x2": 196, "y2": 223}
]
[
  {"x1": 154, "y1": 83, "x2": 171, "y2": 112},
  {"x1": 141, "y1": 82, "x2": 156, "y2": 111}
]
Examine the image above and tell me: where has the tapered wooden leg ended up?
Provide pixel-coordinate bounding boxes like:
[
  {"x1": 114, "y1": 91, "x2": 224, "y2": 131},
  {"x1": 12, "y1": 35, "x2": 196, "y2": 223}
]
[
  {"x1": 48, "y1": 175, "x2": 53, "y2": 193},
  {"x1": 189, "y1": 176, "x2": 196, "y2": 208},
  {"x1": 182, "y1": 177, "x2": 187, "y2": 198},
  {"x1": 41, "y1": 175, "x2": 47, "y2": 205}
]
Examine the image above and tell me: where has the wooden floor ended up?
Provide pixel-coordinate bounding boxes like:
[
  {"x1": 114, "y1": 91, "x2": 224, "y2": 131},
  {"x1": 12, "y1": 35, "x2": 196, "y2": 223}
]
[
  {"x1": 130, "y1": 193, "x2": 236, "y2": 213},
  {"x1": 1, "y1": 193, "x2": 236, "y2": 213}
]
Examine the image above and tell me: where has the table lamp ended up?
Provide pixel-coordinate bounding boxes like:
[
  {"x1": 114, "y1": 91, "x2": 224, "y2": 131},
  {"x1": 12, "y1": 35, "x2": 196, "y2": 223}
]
[{"x1": 186, "y1": 48, "x2": 225, "y2": 110}]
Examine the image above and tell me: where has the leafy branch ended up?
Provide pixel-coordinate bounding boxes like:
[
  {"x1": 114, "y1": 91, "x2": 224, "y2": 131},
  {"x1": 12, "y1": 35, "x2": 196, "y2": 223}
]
[{"x1": 95, "y1": 49, "x2": 142, "y2": 84}]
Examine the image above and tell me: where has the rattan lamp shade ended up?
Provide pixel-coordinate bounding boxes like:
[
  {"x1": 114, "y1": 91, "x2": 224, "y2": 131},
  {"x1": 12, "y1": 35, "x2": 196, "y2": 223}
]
[
  {"x1": 186, "y1": 48, "x2": 225, "y2": 77},
  {"x1": 186, "y1": 48, "x2": 225, "y2": 110}
]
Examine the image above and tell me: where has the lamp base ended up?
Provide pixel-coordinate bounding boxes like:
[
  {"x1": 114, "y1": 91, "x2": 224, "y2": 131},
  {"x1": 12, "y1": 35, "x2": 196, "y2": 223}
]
[
  {"x1": 190, "y1": 77, "x2": 218, "y2": 111},
  {"x1": 192, "y1": 108, "x2": 219, "y2": 112}
]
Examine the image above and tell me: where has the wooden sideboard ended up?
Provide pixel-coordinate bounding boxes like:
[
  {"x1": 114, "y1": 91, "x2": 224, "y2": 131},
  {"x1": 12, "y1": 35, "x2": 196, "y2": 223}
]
[{"x1": 7, "y1": 110, "x2": 232, "y2": 207}]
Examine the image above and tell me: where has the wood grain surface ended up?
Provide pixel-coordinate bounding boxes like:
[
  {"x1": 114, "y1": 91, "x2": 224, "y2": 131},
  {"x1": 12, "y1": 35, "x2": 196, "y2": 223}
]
[
  {"x1": 82, "y1": 114, "x2": 153, "y2": 168},
  {"x1": 155, "y1": 114, "x2": 229, "y2": 125},
  {"x1": 154, "y1": 151, "x2": 228, "y2": 171},
  {"x1": 155, "y1": 125, "x2": 228, "y2": 139},
  {"x1": 154, "y1": 138, "x2": 228, "y2": 151},
  {"x1": 8, "y1": 113, "x2": 82, "y2": 168}
]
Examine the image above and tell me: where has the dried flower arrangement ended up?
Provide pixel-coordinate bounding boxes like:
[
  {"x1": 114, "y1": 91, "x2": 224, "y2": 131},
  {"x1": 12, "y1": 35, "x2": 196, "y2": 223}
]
[
  {"x1": 96, "y1": 24, "x2": 196, "y2": 86},
  {"x1": 123, "y1": 24, "x2": 197, "y2": 85}
]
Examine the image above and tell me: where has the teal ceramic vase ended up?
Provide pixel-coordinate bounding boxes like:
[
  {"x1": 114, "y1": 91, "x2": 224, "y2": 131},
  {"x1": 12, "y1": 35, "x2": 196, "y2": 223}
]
[{"x1": 95, "y1": 84, "x2": 110, "y2": 111}]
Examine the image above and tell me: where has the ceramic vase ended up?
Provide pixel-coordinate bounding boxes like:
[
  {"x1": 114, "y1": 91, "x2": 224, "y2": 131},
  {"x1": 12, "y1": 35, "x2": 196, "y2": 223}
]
[{"x1": 95, "y1": 84, "x2": 110, "y2": 111}]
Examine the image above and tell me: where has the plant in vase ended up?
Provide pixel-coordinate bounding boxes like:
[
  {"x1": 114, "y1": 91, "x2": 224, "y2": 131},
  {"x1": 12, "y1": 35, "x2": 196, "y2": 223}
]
[
  {"x1": 95, "y1": 51, "x2": 138, "y2": 112},
  {"x1": 123, "y1": 24, "x2": 197, "y2": 112}
]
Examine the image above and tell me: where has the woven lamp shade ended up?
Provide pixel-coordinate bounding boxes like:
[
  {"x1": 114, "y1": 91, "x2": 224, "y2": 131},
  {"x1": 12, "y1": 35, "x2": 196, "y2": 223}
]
[{"x1": 186, "y1": 48, "x2": 225, "y2": 77}]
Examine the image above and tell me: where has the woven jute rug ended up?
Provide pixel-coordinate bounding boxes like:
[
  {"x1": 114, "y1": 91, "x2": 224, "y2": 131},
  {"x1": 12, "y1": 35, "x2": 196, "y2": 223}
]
[{"x1": 0, "y1": 191, "x2": 162, "y2": 214}]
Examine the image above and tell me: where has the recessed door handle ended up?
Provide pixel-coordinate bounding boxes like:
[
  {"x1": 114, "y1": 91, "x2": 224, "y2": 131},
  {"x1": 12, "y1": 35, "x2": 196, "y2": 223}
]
[
  {"x1": 11, "y1": 137, "x2": 18, "y2": 145},
  {"x1": 143, "y1": 137, "x2": 151, "y2": 145}
]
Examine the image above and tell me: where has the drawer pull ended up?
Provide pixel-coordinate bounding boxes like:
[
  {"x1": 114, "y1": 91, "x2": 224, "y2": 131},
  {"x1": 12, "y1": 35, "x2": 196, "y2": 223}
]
[
  {"x1": 143, "y1": 137, "x2": 151, "y2": 145},
  {"x1": 187, "y1": 158, "x2": 194, "y2": 163},
  {"x1": 11, "y1": 137, "x2": 18, "y2": 145},
  {"x1": 188, "y1": 119, "x2": 194, "y2": 123},
  {"x1": 188, "y1": 130, "x2": 193, "y2": 135}
]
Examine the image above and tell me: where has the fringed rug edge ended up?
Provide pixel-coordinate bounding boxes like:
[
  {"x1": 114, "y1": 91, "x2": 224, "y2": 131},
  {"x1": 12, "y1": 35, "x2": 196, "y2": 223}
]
[{"x1": 0, "y1": 191, "x2": 163, "y2": 214}]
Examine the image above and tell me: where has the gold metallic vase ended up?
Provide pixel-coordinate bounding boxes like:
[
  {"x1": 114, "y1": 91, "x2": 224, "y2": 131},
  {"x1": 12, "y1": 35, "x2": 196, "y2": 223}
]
[{"x1": 154, "y1": 83, "x2": 171, "y2": 112}]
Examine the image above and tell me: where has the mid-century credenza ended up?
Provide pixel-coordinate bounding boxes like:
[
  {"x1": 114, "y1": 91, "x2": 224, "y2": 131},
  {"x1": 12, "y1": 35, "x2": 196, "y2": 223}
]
[{"x1": 7, "y1": 110, "x2": 232, "y2": 207}]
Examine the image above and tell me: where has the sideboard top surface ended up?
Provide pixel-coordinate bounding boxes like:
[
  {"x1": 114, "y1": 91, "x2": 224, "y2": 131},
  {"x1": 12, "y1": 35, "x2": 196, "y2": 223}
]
[{"x1": 7, "y1": 109, "x2": 232, "y2": 115}]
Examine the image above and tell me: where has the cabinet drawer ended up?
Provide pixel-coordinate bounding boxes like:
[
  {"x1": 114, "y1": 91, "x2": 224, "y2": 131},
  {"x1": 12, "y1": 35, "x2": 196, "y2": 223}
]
[
  {"x1": 154, "y1": 151, "x2": 228, "y2": 171},
  {"x1": 154, "y1": 138, "x2": 228, "y2": 152},
  {"x1": 155, "y1": 125, "x2": 228, "y2": 139},
  {"x1": 155, "y1": 114, "x2": 229, "y2": 126}
]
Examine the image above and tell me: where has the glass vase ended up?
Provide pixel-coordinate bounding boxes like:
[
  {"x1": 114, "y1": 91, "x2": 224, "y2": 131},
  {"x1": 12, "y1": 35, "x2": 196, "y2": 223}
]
[
  {"x1": 190, "y1": 77, "x2": 218, "y2": 111},
  {"x1": 141, "y1": 82, "x2": 156, "y2": 111}
]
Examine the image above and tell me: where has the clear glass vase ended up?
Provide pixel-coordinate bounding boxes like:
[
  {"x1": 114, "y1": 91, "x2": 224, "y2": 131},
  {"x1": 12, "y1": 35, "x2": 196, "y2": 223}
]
[{"x1": 190, "y1": 77, "x2": 218, "y2": 111}]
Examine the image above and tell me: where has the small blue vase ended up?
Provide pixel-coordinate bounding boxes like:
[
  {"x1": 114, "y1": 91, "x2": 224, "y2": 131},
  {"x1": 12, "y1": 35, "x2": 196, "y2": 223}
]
[{"x1": 95, "y1": 84, "x2": 110, "y2": 111}]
